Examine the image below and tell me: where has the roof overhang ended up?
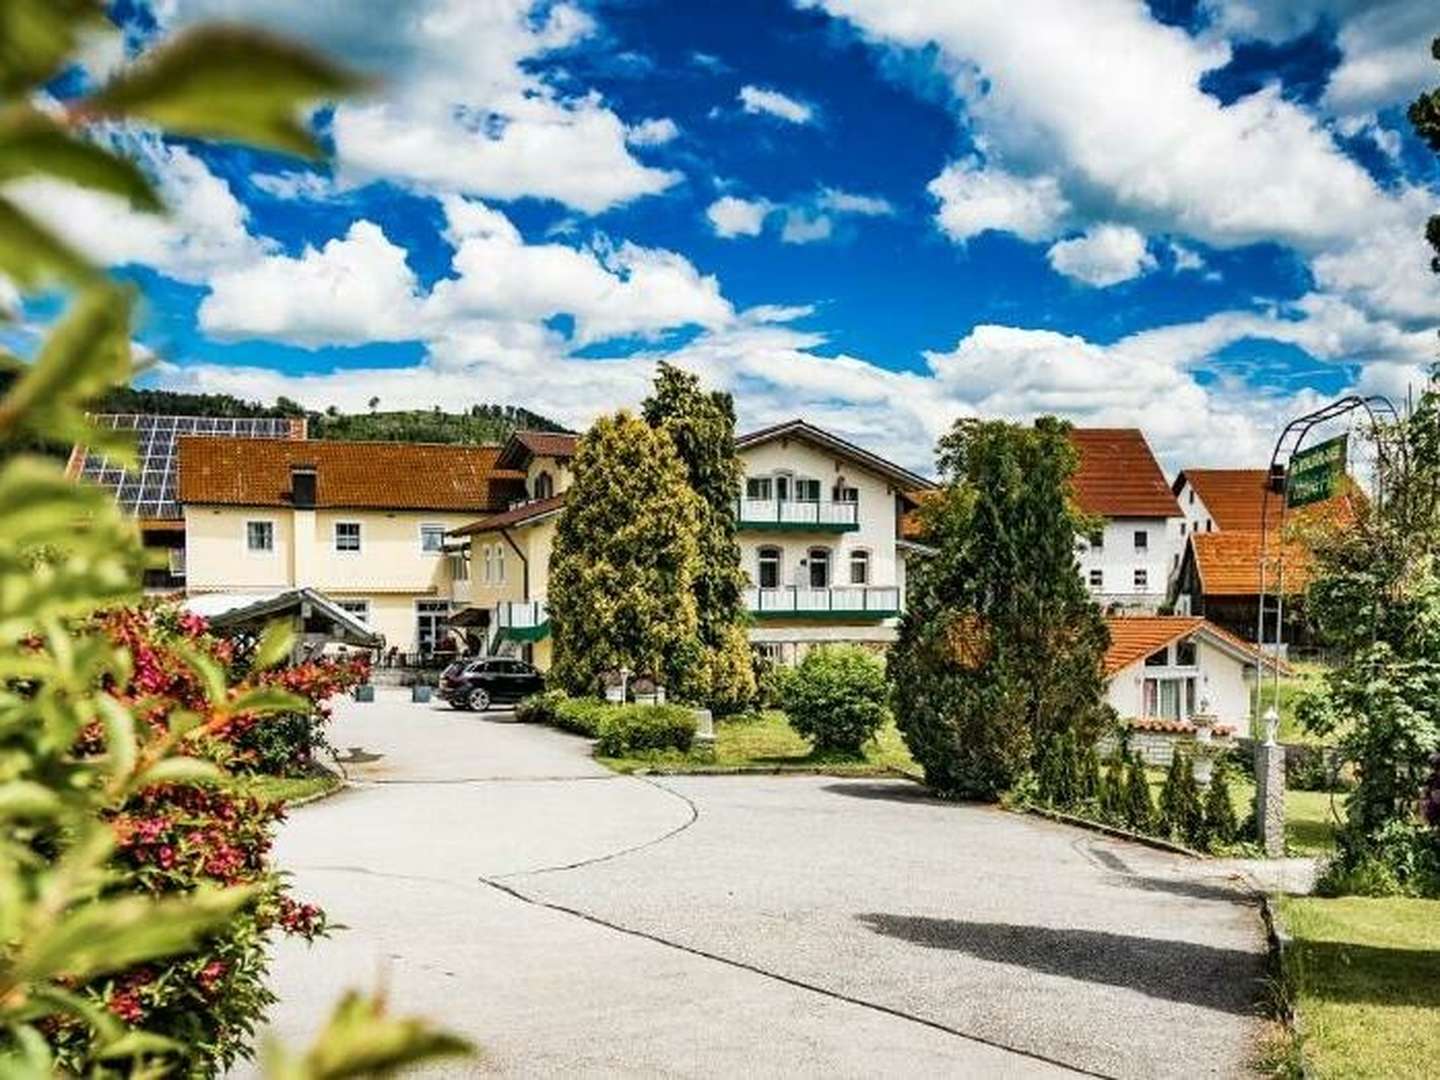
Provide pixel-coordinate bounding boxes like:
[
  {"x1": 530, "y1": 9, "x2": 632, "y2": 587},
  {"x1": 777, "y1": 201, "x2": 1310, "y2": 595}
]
[
  {"x1": 185, "y1": 588, "x2": 382, "y2": 649},
  {"x1": 736, "y1": 419, "x2": 935, "y2": 492}
]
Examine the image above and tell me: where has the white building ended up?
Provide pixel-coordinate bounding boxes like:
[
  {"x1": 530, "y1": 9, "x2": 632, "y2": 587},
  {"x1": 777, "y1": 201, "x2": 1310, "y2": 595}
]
[
  {"x1": 734, "y1": 420, "x2": 932, "y2": 665},
  {"x1": 1070, "y1": 429, "x2": 1185, "y2": 611}
]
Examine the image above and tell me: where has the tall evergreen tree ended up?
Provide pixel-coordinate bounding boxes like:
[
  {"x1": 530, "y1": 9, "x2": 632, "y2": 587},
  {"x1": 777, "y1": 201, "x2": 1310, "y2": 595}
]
[
  {"x1": 642, "y1": 363, "x2": 755, "y2": 712},
  {"x1": 548, "y1": 412, "x2": 705, "y2": 698},
  {"x1": 890, "y1": 417, "x2": 1114, "y2": 799}
]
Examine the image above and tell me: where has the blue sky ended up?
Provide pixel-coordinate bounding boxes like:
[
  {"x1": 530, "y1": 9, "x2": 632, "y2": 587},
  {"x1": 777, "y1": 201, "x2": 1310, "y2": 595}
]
[{"x1": 20, "y1": 0, "x2": 1440, "y2": 471}]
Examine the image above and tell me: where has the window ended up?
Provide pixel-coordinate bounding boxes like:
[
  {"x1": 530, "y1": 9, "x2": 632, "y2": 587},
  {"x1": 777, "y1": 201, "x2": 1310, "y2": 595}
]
[
  {"x1": 832, "y1": 483, "x2": 859, "y2": 503},
  {"x1": 774, "y1": 475, "x2": 791, "y2": 501},
  {"x1": 1089, "y1": 568, "x2": 1103, "y2": 588},
  {"x1": 337, "y1": 599, "x2": 370, "y2": 623},
  {"x1": 481, "y1": 545, "x2": 493, "y2": 584},
  {"x1": 534, "y1": 471, "x2": 554, "y2": 499},
  {"x1": 1143, "y1": 676, "x2": 1196, "y2": 721},
  {"x1": 1088, "y1": 529, "x2": 1104, "y2": 550},
  {"x1": 1180, "y1": 522, "x2": 1187, "y2": 536},
  {"x1": 849, "y1": 549, "x2": 870, "y2": 585},
  {"x1": 1145, "y1": 647, "x2": 1169, "y2": 667},
  {"x1": 746, "y1": 476, "x2": 772, "y2": 501},
  {"x1": 246, "y1": 520, "x2": 274, "y2": 552},
  {"x1": 754, "y1": 642, "x2": 783, "y2": 666},
  {"x1": 449, "y1": 553, "x2": 469, "y2": 581},
  {"x1": 1133, "y1": 529, "x2": 1148, "y2": 551},
  {"x1": 1134, "y1": 568, "x2": 1149, "y2": 590},
  {"x1": 495, "y1": 544, "x2": 506, "y2": 584},
  {"x1": 420, "y1": 523, "x2": 446, "y2": 553},
  {"x1": 757, "y1": 546, "x2": 781, "y2": 589},
  {"x1": 807, "y1": 547, "x2": 831, "y2": 588},
  {"x1": 1188, "y1": 490, "x2": 1195, "y2": 505},
  {"x1": 1174, "y1": 639, "x2": 1197, "y2": 666},
  {"x1": 795, "y1": 478, "x2": 821, "y2": 502},
  {"x1": 334, "y1": 521, "x2": 361, "y2": 552},
  {"x1": 1206, "y1": 518, "x2": 1213, "y2": 532}
]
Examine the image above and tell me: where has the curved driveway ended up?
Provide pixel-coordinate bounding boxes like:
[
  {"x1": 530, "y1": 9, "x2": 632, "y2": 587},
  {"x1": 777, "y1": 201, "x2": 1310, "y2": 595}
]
[{"x1": 244, "y1": 694, "x2": 1267, "y2": 1078}]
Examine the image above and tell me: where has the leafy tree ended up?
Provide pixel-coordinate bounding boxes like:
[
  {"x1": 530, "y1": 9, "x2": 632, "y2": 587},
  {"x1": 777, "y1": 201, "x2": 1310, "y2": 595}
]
[
  {"x1": 642, "y1": 363, "x2": 755, "y2": 712},
  {"x1": 1408, "y1": 37, "x2": 1440, "y2": 273},
  {"x1": 0, "y1": 3, "x2": 467, "y2": 1073},
  {"x1": 779, "y1": 645, "x2": 889, "y2": 755},
  {"x1": 889, "y1": 417, "x2": 1114, "y2": 799},
  {"x1": 548, "y1": 411, "x2": 705, "y2": 698}
]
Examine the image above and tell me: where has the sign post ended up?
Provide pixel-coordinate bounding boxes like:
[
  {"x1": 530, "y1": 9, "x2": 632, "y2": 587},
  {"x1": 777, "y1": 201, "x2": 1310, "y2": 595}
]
[{"x1": 1285, "y1": 434, "x2": 1348, "y2": 508}]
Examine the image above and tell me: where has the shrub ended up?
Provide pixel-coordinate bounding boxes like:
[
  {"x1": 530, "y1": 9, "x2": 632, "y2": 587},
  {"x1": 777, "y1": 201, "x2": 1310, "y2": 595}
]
[
  {"x1": 1159, "y1": 751, "x2": 1205, "y2": 846},
  {"x1": 1122, "y1": 755, "x2": 1155, "y2": 831},
  {"x1": 552, "y1": 698, "x2": 615, "y2": 737},
  {"x1": 1078, "y1": 741, "x2": 1102, "y2": 804},
  {"x1": 1036, "y1": 732, "x2": 1079, "y2": 809},
  {"x1": 779, "y1": 646, "x2": 889, "y2": 755},
  {"x1": 1099, "y1": 753, "x2": 1126, "y2": 822},
  {"x1": 594, "y1": 704, "x2": 697, "y2": 756},
  {"x1": 1202, "y1": 759, "x2": 1240, "y2": 849},
  {"x1": 516, "y1": 689, "x2": 569, "y2": 725}
]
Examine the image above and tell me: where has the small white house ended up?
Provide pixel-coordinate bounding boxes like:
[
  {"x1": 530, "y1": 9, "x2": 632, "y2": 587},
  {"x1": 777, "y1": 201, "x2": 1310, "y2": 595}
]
[{"x1": 1103, "y1": 615, "x2": 1270, "y2": 764}]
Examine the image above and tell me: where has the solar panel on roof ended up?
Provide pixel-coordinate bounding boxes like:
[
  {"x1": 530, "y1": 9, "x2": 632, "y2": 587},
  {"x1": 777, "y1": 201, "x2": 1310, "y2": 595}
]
[{"x1": 78, "y1": 414, "x2": 296, "y2": 520}]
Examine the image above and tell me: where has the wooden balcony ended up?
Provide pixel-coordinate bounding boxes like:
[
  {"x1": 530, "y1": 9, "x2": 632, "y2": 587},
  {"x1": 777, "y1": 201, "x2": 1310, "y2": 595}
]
[
  {"x1": 736, "y1": 498, "x2": 859, "y2": 531},
  {"x1": 744, "y1": 585, "x2": 900, "y2": 620}
]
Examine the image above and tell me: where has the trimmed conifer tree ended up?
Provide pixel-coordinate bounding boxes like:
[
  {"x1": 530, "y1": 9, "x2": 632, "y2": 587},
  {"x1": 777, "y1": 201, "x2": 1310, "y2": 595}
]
[
  {"x1": 642, "y1": 363, "x2": 755, "y2": 713},
  {"x1": 1123, "y1": 754, "x2": 1155, "y2": 831},
  {"x1": 890, "y1": 417, "x2": 1115, "y2": 799},
  {"x1": 548, "y1": 411, "x2": 705, "y2": 698},
  {"x1": 1099, "y1": 752, "x2": 1126, "y2": 821},
  {"x1": 1078, "y1": 740, "x2": 1102, "y2": 804},
  {"x1": 1159, "y1": 751, "x2": 1205, "y2": 845},
  {"x1": 1202, "y1": 759, "x2": 1240, "y2": 849}
]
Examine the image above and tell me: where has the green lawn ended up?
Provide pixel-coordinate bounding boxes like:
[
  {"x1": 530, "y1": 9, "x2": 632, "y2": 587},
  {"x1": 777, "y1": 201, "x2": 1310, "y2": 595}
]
[
  {"x1": 1251, "y1": 661, "x2": 1331, "y2": 744},
  {"x1": 1141, "y1": 768, "x2": 1343, "y2": 856},
  {"x1": 229, "y1": 768, "x2": 342, "y2": 806},
  {"x1": 600, "y1": 709, "x2": 920, "y2": 777},
  {"x1": 1276, "y1": 895, "x2": 1440, "y2": 1078}
]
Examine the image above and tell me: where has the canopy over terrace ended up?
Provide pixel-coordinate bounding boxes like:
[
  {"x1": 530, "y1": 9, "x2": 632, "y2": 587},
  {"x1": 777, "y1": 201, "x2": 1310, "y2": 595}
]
[{"x1": 184, "y1": 588, "x2": 382, "y2": 659}]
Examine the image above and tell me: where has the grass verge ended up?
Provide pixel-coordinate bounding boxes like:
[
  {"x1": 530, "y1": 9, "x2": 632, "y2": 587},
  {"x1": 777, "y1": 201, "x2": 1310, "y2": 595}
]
[
  {"x1": 599, "y1": 709, "x2": 920, "y2": 777},
  {"x1": 1140, "y1": 768, "x2": 1343, "y2": 856},
  {"x1": 1274, "y1": 895, "x2": 1440, "y2": 1078},
  {"x1": 230, "y1": 767, "x2": 342, "y2": 807}
]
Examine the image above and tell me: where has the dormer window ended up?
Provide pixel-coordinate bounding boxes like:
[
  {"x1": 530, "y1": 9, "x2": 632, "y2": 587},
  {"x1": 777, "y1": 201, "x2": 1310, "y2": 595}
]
[{"x1": 534, "y1": 470, "x2": 554, "y2": 499}]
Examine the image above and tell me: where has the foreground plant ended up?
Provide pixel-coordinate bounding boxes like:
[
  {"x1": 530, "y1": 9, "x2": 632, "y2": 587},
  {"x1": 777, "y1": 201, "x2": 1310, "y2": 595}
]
[{"x1": 0, "y1": 1, "x2": 468, "y2": 1074}]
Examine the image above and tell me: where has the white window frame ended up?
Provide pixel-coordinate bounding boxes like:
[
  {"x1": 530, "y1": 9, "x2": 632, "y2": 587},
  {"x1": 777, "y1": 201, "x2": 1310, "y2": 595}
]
[
  {"x1": 746, "y1": 476, "x2": 773, "y2": 501},
  {"x1": 794, "y1": 477, "x2": 822, "y2": 503},
  {"x1": 334, "y1": 520, "x2": 362, "y2": 553},
  {"x1": 419, "y1": 523, "x2": 446, "y2": 555},
  {"x1": 1134, "y1": 567, "x2": 1149, "y2": 591},
  {"x1": 449, "y1": 552, "x2": 469, "y2": 582},
  {"x1": 757, "y1": 546, "x2": 782, "y2": 589},
  {"x1": 337, "y1": 598, "x2": 371, "y2": 624},
  {"x1": 1133, "y1": 529, "x2": 1149, "y2": 552},
  {"x1": 245, "y1": 519, "x2": 275, "y2": 554},
  {"x1": 495, "y1": 544, "x2": 506, "y2": 584},
  {"x1": 849, "y1": 548, "x2": 870, "y2": 585},
  {"x1": 481, "y1": 544, "x2": 493, "y2": 584},
  {"x1": 807, "y1": 546, "x2": 831, "y2": 588}
]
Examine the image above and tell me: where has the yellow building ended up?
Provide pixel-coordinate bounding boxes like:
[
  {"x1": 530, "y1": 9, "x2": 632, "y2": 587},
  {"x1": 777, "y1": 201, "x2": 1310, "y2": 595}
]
[
  {"x1": 449, "y1": 431, "x2": 577, "y2": 668},
  {"x1": 178, "y1": 436, "x2": 524, "y2": 655}
]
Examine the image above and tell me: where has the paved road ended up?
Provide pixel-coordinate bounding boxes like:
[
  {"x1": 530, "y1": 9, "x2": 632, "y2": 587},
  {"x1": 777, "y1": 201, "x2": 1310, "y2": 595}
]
[{"x1": 241, "y1": 694, "x2": 1267, "y2": 1078}]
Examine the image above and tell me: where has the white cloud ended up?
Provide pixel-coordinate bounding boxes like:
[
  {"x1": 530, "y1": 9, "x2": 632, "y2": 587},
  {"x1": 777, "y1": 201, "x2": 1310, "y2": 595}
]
[
  {"x1": 251, "y1": 171, "x2": 337, "y2": 201},
  {"x1": 1168, "y1": 242, "x2": 1206, "y2": 274},
  {"x1": 159, "y1": 0, "x2": 679, "y2": 214},
  {"x1": 706, "y1": 196, "x2": 771, "y2": 238},
  {"x1": 817, "y1": 188, "x2": 894, "y2": 216},
  {"x1": 780, "y1": 209, "x2": 834, "y2": 244},
  {"x1": 1046, "y1": 224, "x2": 1156, "y2": 287},
  {"x1": 927, "y1": 158, "x2": 1069, "y2": 242},
  {"x1": 738, "y1": 84, "x2": 815, "y2": 124},
  {"x1": 627, "y1": 117, "x2": 680, "y2": 146},
  {"x1": 198, "y1": 221, "x2": 422, "y2": 345},
  {"x1": 5, "y1": 134, "x2": 268, "y2": 284}
]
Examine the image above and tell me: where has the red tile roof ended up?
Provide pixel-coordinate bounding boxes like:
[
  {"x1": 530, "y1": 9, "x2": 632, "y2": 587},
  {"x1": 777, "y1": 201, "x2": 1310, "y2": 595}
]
[
  {"x1": 1189, "y1": 531, "x2": 1318, "y2": 597},
  {"x1": 450, "y1": 493, "x2": 567, "y2": 535},
  {"x1": 178, "y1": 438, "x2": 523, "y2": 512},
  {"x1": 1175, "y1": 469, "x2": 1278, "y2": 530},
  {"x1": 1070, "y1": 429, "x2": 1181, "y2": 519},
  {"x1": 496, "y1": 430, "x2": 579, "y2": 470},
  {"x1": 1102, "y1": 614, "x2": 1272, "y2": 675}
]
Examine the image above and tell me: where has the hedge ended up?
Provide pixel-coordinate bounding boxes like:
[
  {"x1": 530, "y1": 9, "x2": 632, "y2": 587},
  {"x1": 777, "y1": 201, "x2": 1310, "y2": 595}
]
[{"x1": 516, "y1": 691, "x2": 697, "y2": 755}]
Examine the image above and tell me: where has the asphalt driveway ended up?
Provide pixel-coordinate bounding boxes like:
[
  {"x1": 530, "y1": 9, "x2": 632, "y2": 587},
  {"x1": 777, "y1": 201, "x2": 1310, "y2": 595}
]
[{"x1": 241, "y1": 694, "x2": 1267, "y2": 1078}]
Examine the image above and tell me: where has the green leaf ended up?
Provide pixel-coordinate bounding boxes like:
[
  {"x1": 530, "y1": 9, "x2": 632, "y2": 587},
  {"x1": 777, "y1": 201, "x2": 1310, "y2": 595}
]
[
  {"x1": 0, "y1": 781, "x2": 63, "y2": 820},
  {"x1": 0, "y1": 1024, "x2": 55, "y2": 1079},
  {"x1": 254, "y1": 619, "x2": 297, "y2": 671},
  {"x1": 93, "y1": 1029, "x2": 185, "y2": 1061},
  {"x1": 97, "y1": 695, "x2": 137, "y2": 780},
  {"x1": 18, "y1": 885, "x2": 255, "y2": 983},
  {"x1": 0, "y1": 196, "x2": 98, "y2": 291},
  {"x1": 87, "y1": 25, "x2": 367, "y2": 159},
  {"x1": 227, "y1": 686, "x2": 308, "y2": 716},
  {"x1": 171, "y1": 641, "x2": 226, "y2": 707},
  {"x1": 263, "y1": 991, "x2": 473, "y2": 1080},
  {"x1": 0, "y1": 108, "x2": 161, "y2": 211},
  {"x1": 0, "y1": 0, "x2": 108, "y2": 96},
  {"x1": 133, "y1": 756, "x2": 221, "y2": 790}
]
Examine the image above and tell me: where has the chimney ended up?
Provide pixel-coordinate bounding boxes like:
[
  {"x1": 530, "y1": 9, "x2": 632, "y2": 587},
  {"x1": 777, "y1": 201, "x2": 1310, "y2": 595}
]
[{"x1": 291, "y1": 465, "x2": 317, "y2": 508}]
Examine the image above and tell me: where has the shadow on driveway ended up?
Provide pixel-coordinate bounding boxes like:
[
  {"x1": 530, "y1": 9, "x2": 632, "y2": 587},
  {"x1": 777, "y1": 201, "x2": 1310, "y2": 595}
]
[
  {"x1": 856, "y1": 914, "x2": 1262, "y2": 1015},
  {"x1": 819, "y1": 781, "x2": 948, "y2": 804}
]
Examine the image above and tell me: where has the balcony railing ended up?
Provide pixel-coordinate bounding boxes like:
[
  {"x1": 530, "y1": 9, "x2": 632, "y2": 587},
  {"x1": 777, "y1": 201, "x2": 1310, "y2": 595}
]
[
  {"x1": 736, "y1": 498, "x2": 859, "y2": 531},
  {"x1": 496, "y1": 600, "x2": 548, "y2": 629},
  {"x1": 745, "y1": 585, "x2": 900, "y2": 619}
]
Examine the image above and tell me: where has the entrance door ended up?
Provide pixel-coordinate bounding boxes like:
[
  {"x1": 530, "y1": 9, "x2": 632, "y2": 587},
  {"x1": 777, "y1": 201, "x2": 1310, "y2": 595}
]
[{"x1": 416, "y1": 600, "x2": 452, "y2": 656}]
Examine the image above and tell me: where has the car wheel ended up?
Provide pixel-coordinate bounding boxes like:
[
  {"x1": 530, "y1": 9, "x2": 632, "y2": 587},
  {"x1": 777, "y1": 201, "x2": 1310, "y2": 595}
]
[{"x1": 467, "y1": 686, "x2": 491, "y2": 712}]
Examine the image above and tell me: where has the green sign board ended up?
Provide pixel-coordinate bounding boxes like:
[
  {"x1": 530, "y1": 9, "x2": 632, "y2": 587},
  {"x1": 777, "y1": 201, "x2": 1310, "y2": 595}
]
[{"x1": 1286, "y1": 434, "x2": 1348, "y2": 508}]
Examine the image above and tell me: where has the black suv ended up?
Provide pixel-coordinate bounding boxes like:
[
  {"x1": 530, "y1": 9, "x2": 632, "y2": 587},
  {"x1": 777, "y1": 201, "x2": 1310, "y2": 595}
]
[{"x1": 441, "y1": 658, "x2": 544, "y2": 711}]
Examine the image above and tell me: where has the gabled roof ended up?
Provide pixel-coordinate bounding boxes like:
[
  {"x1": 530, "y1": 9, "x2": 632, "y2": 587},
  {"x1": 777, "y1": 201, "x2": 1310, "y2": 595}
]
[
  {"x1": 1103, "y1": 614, "x2": 1274, "y2": 675},
  {"x1": 450, "y1": 493, "x2": 567, "y2": 536},
  {"x1": 735, "y1": 419, "x2": 934, "y2": 493},
  {"x1": 1069, "y1": 429, "x2": 1181, "y2": 519},
  {"x1": 178, "y1": 437, "x2": 523, "y2": 512},
  {"x1": 1188, "y1": 531, "x2": 1316, "y2": 598},
  {"x1": 495, "y1": 430, "x2": 579, "y2": 471},
  {"x1": 1173, "y1": 468, "x2": 1277, "y2": 530},
  {"x1": 185, "y1": 588, "x2": 382, "y2": 649}
]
